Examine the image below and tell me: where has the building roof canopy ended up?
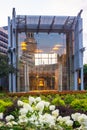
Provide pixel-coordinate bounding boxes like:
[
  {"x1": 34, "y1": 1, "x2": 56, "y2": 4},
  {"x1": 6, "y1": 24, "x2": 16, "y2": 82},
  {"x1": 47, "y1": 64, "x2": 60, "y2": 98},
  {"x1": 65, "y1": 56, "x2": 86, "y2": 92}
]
[
  {"x1": 16, "y1": 15, "x2": 77, "y2": 33},
  {"x1": 14, "y1": 9, "x2": 82, "y2": 33}
]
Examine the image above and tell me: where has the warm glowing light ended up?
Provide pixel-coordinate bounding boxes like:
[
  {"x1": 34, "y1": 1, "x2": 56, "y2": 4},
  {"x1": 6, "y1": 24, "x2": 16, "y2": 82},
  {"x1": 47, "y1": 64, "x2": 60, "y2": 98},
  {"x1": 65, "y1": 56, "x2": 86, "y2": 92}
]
[
  {"x1": 35, "y1": 49, "x2": 43, "y2": 53},
  {"x1": 36, "y1": 75, "x2": 39, "y2": 78},
  {"x1": 39, "y1": 81, "x2": 44, "y2": 86},
  {"x1": 55, "y1": 44, "x2": 63, "y2": 47},
  {"x1": 52, "y1": 44, "x2": 63, "y2": 51},
  {"x1": 53, "y1": 47, "x2": 59, "y2": 50},
  {"x1": 78, "y1": 78, "x2": 81, "y2": 84},
  {"x1": 39, "y1": 79, "x2": 44, "y2": 87},
  {"x1": 21, "y1": 42, "x2": 27, "y2": 50},
  {"x1": 35, "y1": 53, "x2": 57, "y2": 65}
]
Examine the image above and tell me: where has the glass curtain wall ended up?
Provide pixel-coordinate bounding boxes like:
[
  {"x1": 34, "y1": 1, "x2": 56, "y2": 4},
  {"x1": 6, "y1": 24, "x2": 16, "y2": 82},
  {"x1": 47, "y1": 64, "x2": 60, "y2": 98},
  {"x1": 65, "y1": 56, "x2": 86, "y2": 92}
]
[{"x1": 17, "y1": 32, "x2": 67, "y2": 91}]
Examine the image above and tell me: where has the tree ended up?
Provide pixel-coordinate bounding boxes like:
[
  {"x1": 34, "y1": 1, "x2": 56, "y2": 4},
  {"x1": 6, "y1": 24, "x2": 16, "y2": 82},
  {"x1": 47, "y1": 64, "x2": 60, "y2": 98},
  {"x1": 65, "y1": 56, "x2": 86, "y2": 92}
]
[
  {"x1": 0, "y1": 54, "x2": 16, "y2": 78},
  {"x1": 83, "y1": 64, "x2": 87, "y2": 74},
  {"x1": 83, "y1": 64, "x2": 87, "y2": 89}
]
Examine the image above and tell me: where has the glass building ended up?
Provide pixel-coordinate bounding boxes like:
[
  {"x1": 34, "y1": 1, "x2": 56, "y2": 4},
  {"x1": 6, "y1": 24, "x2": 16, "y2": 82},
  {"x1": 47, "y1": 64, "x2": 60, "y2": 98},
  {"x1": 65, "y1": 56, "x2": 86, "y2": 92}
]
[
  {"x1": 0, "y1": 27, "x2": 8, "y2": 55},
  {"x1": 0, "y1": 27, "x2": 8, "y2": 89},
  {"x1": 8, "y1": 8, "x2": 84, "y2": 92}
]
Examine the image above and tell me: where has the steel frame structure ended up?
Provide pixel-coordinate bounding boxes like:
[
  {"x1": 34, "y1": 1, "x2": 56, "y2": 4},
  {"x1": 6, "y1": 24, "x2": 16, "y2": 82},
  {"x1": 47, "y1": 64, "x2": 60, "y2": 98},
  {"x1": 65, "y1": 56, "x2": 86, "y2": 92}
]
[{"x1": 8, "y1": 8, "x2": 84, "y2": 92}]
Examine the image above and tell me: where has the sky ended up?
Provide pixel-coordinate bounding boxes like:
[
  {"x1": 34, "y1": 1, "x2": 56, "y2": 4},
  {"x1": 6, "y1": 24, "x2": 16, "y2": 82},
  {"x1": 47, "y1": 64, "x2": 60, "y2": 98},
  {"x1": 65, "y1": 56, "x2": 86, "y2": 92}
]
[{"x1": 0, "y1": 0, "x2": 87, "y2": 63}]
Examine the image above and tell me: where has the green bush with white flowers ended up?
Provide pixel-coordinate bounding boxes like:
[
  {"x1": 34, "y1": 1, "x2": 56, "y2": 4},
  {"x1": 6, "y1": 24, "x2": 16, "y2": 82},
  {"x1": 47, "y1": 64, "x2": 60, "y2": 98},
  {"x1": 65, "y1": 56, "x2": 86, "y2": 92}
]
[{"x1": 0, "y1": 96, "x2": 87, "y2": 130}]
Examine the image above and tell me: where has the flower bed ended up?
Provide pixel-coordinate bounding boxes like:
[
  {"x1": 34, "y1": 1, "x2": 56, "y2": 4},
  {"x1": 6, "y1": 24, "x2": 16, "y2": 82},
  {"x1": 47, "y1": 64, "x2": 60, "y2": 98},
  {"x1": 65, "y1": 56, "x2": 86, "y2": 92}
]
[{"x1": 0, "y1": 96, "x2": 87, "y2": 130}]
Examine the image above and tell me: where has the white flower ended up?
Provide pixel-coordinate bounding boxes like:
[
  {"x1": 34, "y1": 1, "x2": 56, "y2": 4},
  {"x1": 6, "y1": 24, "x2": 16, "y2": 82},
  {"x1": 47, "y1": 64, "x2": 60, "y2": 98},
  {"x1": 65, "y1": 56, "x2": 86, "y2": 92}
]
[
  {"x1": 19, "y1": 115, "x2": 27, "y2": 120},
  {"x1": 52, "y1": 109, "x2": 59, "y2": 117},
  {"x1": 28, "y1": 116, "x2": 37, "y2": 123},
  {"x1": 18, "y1": 118, "x2": 28, "y2": 124},
  {"x1": 19, "y1": 108, "x2": 28, "y2": 115},
  {"x1": 49, "y1": 121, "x2": 55, "y2": 128},
  {"x1": 29, "y1": 96, "x2": 35, "y2": 105},
  {"x1": 18, "y1": 115, "x2": 29, "y2": 124},
  {"x1": 65, "y1": 120, "x2": 73, "y2": 127},
  {"x1": 62, "y1": 116, "x2": 70, "y2": 122},
  {"x1": 6, "y1": 122, "x2": 13, "y2": 127},
  {"x1": 71, "y1": 113, "x2": 81, "y2": 121},
  {"x1": 35, "y1": 101, "x2": 44, "y2": 112},
  {"x1": 40, "y1": 113, "x2": 56, "y2": 127},
  {"x1": 0, "y1": 113, "x2": 3, "y2": 119},
  {"x1": 23, "y1": 103, "x2": 33, "y2": 112},
  {"x1": 17, "y1": 100, "x2": 24, "y2": 106},
  {"x1": 78, "y1": 114, "x2": 87, "y2": 126},
  {"x1": 35, "y1": 97, "x2": 41, "y2": 102},
  {"x1": 57, "y1": 116, "x2": 63, "y2": 123},
  {"x1": 44, "y1": 101, "x2": 50, "y2": 107},
  {"x1": 0, "y1": 121, "x2": 4, "y2": 127},
  {"x1": 49, "y1": 105, "x2": 55, "y2": 111},
  {"x1": 5, "y1": 115, "x2": 14, "y2": 122},
  {"x1": 83, "y1": 126, "x2": 87, "y2": 130},
  {"x1": 34, "y1": 121, "x2": 39, "y2": 125},
  {"x1": 11, "y1": 121, "x2": 18, "y2": 125}
]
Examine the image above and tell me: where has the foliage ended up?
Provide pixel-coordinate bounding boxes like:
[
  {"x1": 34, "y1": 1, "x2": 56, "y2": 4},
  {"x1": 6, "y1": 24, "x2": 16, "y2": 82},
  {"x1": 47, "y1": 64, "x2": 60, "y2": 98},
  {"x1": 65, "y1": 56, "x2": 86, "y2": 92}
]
[
  {"x1": 83, "y1": 64, "x2": 87, "y2": 74},
  {"x1": 64, "y1": 94, "x2": 75, "y2": 105},
  {"x1": 0, "y1": 125, "x2": 23, "y2": 130},
  {"x1": 0, "y1": 54, "x2": 16, "y2": 78},
  {"x1": 20, "y1": 96, "x2": 29, "y2": 103},
  {"x1": 75, "y1": 93, "x2": 87, "y2": 99},
  {"x1": 51, "y1": 96, "x2": 65, "y2": 106},
  {"x1": 83, "y1": 64, "x2": 87, "y2": 89},
  {"x1": 0, "y1": 99, "x2": 12, "y2": 112},
  {"x1": 70, "y1": 99, "x2": 87, "y2": 111}
]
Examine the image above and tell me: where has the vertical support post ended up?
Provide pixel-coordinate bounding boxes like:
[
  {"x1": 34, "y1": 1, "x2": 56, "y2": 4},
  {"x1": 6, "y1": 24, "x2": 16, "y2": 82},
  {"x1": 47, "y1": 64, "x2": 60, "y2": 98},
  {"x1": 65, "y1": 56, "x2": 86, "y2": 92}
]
[
  {"x1": 81, "y1": 67, "x2": 84, "y2": 90},
  {"x1": 24, "y1": 63, "x2": 29, "y2": 91},
  {"x1": 74, "y1": 10, "x2": 84, "y2": 90},
  {"x1": 59, "y1": 64, "x2": 62, "y2": 91},
  {"x1": 27, "y1": 64, "x2": 29, "y2": 91},
  {"x1": 12, "y1": 8, "x2": 16, "y2": 92},
  {"x1": 24, "y1": 64, "x2": 27, "y2": 91},
  {"x1": 26, "y1": 63, "x2": 29, "y2": 91},
  {"x1": 74, "y1": 71, "x2": 78, "y2": 90},
  {"x1": 8, "y1": 17, "x2": 12, "y2": 92}
]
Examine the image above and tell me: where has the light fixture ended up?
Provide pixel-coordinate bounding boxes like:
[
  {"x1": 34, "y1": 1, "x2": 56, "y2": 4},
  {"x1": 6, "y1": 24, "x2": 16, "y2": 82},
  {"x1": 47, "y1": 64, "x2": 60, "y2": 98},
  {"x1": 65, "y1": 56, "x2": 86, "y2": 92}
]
[
  {"x1": 21, "y1": 42, "x2": 27, "y2": 50},
  {"x1": 53, "y1": 47, "x2": 59, "y2": 50}
]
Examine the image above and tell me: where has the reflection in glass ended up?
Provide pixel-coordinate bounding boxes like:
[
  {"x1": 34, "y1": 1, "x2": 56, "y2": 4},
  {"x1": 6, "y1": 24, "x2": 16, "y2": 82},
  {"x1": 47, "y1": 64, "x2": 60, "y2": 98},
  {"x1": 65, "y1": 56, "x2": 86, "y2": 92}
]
[{"x1": 17, "y1": 32, "x2": 67, "y2": 91}]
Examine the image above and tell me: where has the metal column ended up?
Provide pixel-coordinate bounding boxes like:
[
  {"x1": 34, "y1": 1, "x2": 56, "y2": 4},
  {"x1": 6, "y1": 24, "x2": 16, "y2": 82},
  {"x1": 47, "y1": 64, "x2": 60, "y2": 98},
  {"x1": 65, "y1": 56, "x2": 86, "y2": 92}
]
[
  {"x1": 12, "y1": 8, "x2": 17, "y2": 92},
  {"x1": 74, "y1": 71, "x2": 78, "y2": 90},
  {"x1": 8, "y1": 17, "x2": 12, "y2": 92}
]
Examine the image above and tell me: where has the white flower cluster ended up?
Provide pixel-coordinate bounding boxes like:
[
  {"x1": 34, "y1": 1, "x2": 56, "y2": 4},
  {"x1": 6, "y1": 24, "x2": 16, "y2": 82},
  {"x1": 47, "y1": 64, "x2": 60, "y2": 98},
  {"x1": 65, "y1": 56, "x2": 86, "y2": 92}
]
[
  {"x1": 71, "y1": 113, "x2": 87, "y2": 130},
  {"x1": 0, "y1": 96, "x2": 87, "y2": 129}
]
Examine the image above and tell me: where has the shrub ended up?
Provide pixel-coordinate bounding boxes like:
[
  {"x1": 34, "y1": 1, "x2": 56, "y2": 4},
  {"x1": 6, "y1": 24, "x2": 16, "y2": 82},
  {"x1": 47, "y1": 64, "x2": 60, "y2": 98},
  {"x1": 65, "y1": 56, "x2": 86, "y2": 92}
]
[
  {"x1": 64, "y1": 94, "x2": 75, "y2": 105},
  {"x1": 20, "y1": 96, "x2": 29, "y2": 103},
  {"x1": 70, "y1": 99, "x2": 87, "y2": 111},
  {"x1": 0, "y1": 99, "x2": 12, "y2": 112},
  {"x1": 51, "y1": 96, "x2": 65, "y2": 106}
]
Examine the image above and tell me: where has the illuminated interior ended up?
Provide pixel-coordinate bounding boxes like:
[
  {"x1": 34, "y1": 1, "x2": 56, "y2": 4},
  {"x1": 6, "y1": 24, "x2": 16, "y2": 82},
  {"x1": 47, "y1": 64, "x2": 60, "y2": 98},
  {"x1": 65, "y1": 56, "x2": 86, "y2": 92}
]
[{"x1": 17, "y1": 32, "x2": 67, "y2": 91}]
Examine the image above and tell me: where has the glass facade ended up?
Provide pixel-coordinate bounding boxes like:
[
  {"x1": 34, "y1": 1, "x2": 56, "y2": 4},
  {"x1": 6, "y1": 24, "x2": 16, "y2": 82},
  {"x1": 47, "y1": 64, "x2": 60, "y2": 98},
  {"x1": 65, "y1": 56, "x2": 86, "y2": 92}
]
[
  {"x1": 17, "y1": 32, "x2": 68, "y2": 91},
  {"x1": 8, "y1": 9, "x2": 84, "y2": 92}
]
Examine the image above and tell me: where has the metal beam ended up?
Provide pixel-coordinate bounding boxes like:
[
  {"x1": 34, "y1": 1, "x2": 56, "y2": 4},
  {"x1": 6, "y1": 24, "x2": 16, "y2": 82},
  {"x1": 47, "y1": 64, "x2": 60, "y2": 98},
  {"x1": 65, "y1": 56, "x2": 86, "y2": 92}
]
[
  {"x1": 77, "y1": 9, "x2": 83, "y2": 17},
  {"x1": 70, "y1": 17, "x2": 76, "y2": 29},
  {"x1": 63, "y1": 16, "x2": 70, "y2": 29},
  {"x1": 48, "y1": 16, "x2": 55, "y2": 33},
  {"x1": 37, "y1": 16, "x2": 41, "y2": 33},
  {"x1": 16, "y1": 24, "x2": 73, "y2": 34},
  {"x1": 72, "y1": 10, "x2": 83, "y2": 30}
]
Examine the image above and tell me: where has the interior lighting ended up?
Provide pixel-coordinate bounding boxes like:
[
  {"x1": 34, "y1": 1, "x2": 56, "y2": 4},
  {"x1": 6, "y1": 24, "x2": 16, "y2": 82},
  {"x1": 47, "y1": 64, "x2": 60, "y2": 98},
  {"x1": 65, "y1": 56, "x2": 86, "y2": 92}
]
[{"x1": 21, "y1": 42, "x2": 27, "y2": 50}]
